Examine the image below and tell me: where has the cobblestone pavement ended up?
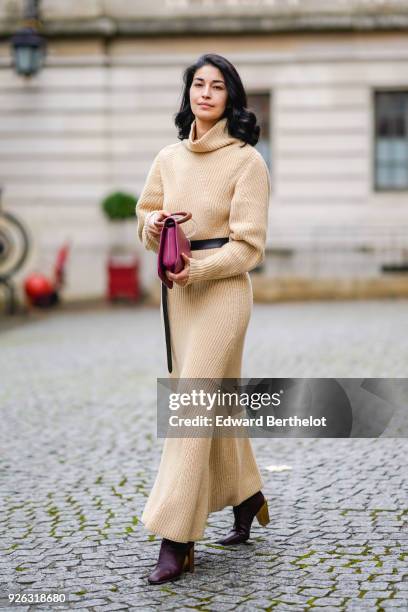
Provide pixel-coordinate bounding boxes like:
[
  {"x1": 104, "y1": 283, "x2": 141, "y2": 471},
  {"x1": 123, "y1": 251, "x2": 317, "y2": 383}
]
[{"x1": 0, "y1": 299, "x2": 407, "y2": 612}]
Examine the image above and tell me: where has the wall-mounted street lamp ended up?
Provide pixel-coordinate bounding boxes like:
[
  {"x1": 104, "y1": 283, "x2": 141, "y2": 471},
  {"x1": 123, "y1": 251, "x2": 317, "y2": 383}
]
[{"x1": 10, "y1": 0, "x2": 46, "y2": 77}]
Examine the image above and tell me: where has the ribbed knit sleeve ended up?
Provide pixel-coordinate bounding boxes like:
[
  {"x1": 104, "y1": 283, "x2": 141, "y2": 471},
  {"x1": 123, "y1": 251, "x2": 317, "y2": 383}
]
[
  {"x1": 185, "y1": 154, "x2": 271, "y2": 285},
  {"x1": 135, "y1": 152, "x2": 163, "y2": 254}
]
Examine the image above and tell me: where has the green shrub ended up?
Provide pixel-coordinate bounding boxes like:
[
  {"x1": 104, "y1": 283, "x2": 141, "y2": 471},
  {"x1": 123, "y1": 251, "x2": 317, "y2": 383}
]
[{"x1": 101, "y1": 191, "x2": 137, "y2": 220}]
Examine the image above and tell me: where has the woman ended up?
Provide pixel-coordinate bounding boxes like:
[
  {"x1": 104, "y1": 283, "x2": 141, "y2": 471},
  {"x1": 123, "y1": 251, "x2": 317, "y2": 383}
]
[{"x1": 136, "y1": 53, "x2": 271, "y2": 585}]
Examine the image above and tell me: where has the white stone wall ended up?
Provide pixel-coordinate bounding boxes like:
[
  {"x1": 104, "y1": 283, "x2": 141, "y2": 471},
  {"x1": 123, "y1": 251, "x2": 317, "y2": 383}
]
[
  {"x1": 1, "y1": 31, "x2": 408, "y2": 298},
  {"x1": 2, "y1": 0, "x2": 408, "y2": 22}
]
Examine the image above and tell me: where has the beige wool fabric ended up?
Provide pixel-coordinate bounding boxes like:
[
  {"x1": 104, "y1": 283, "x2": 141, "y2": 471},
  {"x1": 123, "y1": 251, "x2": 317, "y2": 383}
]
[{"x1": 136, "y1": 116, "x2": 271, "y2": 543}]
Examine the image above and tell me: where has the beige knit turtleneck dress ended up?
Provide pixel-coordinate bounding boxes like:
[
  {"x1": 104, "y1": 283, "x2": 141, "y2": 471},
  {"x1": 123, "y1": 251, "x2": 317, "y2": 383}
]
[{"x1": 136, "y1": 116, "x2": 271, "y2": 543}]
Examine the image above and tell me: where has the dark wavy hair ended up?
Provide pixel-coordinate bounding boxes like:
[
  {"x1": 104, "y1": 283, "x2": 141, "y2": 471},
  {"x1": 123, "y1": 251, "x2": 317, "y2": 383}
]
[{"x1": 174, "y1": 53, "x2": 260, "y2": 147}]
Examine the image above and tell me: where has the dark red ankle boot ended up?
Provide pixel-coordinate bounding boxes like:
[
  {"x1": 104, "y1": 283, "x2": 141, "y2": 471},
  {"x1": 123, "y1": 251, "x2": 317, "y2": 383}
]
[
  {"x1": 147, "y1": 538, "x2": 194, "y2": 585},
  {"x1": 216, "y1": 491, "x2": 270, "y2": 545}
]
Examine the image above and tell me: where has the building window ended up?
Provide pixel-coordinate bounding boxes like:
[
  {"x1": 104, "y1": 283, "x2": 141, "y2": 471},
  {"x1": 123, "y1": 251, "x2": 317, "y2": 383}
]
[
  {"x1": 247, "y1": 92, "x2": 271, "y2": 171},
  {"x1": 375, "y1": 91, "x2": 408, "y2": 190}
]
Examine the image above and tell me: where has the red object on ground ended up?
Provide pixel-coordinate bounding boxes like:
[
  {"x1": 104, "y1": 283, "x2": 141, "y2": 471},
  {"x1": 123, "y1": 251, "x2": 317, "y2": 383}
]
[
  {"x1": 24, "y1": 241, "x2": 71, "y2": 307},
  {"x1": 24, "y1": 274, "x2": 54, "y2": 299},
  {"x1": 107, "y1": 254, "x2": 140, "y2": 301}
]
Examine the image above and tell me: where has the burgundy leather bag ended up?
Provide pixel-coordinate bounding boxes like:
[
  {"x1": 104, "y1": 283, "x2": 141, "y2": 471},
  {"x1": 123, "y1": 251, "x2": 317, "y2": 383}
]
[{"x1": 157, "y1": 212, "x2": 192, "y2": 289}]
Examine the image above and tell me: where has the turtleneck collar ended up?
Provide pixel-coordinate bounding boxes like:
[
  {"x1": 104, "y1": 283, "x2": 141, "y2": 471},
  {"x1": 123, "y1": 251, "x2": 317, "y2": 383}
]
[{"x1": 183, "y1": 116, "x2": 238, "y2": 153}]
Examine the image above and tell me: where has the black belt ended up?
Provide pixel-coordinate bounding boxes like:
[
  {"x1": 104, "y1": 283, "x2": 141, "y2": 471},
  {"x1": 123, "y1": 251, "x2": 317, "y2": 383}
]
[{"x1": 162, "y1": 237, "x2": 229, "y2": 373}]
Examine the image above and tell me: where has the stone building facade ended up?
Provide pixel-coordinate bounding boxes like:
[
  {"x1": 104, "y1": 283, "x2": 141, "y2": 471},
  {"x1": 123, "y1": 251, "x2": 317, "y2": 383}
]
[{"x1": 1, "y1": 0, "x2": 408, "y2": 299}]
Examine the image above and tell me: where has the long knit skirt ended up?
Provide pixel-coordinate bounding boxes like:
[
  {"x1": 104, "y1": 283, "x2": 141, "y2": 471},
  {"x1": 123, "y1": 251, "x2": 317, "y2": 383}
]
[{"x1": 141, "y1": 266, "x2": 264, "y2": 543}]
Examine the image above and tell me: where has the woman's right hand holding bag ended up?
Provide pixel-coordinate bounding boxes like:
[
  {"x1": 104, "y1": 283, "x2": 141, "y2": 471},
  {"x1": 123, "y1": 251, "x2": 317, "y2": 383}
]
[{"x1": 146, "y1": 210, "x2": 171, "y2": 237}]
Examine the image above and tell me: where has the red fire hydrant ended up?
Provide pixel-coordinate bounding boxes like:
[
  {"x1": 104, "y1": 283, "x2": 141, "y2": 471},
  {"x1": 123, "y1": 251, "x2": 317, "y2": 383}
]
[{"x1": 107, "y1": 253, "x2": 140, "y2": 301}]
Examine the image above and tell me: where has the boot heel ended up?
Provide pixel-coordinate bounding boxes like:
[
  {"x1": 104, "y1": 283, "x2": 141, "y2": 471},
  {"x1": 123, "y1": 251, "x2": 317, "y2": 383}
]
[
  {"x1": 183, "y1": 544, "x2": 194, "y2": 573},
  {"x1": 256, "y1": 500, "x2": 270, "y2": 527}
]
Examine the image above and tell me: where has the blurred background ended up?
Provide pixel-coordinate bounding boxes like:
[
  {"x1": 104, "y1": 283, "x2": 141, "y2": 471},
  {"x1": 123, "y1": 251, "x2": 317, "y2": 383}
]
[
  {"x1": 1, "y1": 5, "x2": 407, "y2": 607},
  {"x1": 1, "y1": 0, "x2": 408, "y2": 313}
]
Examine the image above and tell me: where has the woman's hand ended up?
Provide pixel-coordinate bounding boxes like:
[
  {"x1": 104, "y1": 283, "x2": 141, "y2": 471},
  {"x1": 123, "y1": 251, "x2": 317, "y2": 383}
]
[
  {"x1": 146, "y1": 210, "x2": 171, "y2": 237},
  {"x1": 166, "y1": 253, "x2": 191, "y2": 287}
]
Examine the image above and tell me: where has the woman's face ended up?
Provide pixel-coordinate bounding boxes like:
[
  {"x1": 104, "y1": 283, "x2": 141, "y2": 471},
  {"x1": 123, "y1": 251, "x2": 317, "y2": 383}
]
[{"x1": 189, "y1": 64, "x2": 229, "y2": 123}]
